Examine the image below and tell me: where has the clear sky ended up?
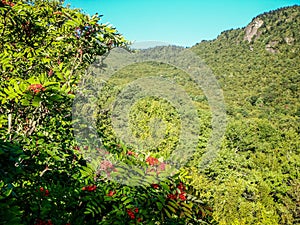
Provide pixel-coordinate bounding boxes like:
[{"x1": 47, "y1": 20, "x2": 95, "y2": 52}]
[{"x1": 64, "y1": 0, "x2": 299, "y2": 47}]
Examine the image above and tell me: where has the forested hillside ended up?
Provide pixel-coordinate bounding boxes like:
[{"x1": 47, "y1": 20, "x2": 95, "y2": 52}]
[
  {"x1": 190, "y1": 5, "x2": 300, "y2": 224},
  {"x1": 90, "y1": 5, "x2": 300, "y2": 224}
]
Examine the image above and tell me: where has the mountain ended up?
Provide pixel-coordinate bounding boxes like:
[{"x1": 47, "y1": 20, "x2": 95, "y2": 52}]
[
  {"x1": 192, "y1": 5, "x2": 300, "y2": 120},
  {"x1": 89, "y1": 6, "x2": 300, "y2": 224},
  {"x1": 189, "y1": 5, "x2": 300, "y2": 224}
]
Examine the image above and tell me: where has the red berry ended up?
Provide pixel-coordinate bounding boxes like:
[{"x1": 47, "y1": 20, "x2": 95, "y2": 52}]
[{"x1": 44, "y1": 189, "x2": 50, "y2": 196}]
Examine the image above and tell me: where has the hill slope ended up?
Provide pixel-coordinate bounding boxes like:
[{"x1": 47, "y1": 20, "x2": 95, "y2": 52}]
[
  {"x1": 192, "y1": 5, "x2": 300, "y2": 120},
  {"x1": 89, "y1": 6, "x2": 300, "y2": 224},
  {"x1": 189, "y1": 5, "x2": 300, "y2": 224}
]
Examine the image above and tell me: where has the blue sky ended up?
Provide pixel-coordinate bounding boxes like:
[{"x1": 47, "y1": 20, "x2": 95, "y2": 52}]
[{"x1": 65, "y1": 0, "x2": 299, "y2": 47}]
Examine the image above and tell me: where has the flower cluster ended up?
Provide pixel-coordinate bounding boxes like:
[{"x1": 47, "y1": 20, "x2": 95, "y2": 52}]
[
  {"x1": 1, "y1": 0, "x2": 14, "y2": 7},
  {"x1": 167, "y1": 182, "x2": 187, "y2": 201},
  {"x1": 177, "y1": 182, "x2": 186, "y2": 200},
  {"x1": 145, "y1": 156, "x2": 167, "y2": 175},
  {"x1": 167, "y1": 193, "x2": 177, "y2": 200},
  {"x1": 38, "y1": 187, "x2": 50, "y2": 196},
  {"x1": 82, "y1": 184, "x2": 97, "y2": 192},
  {"x1": 107, "y1": 190, "x2": 115, "y2": 197},
  {"x1": 178, "y1": 182, "x2": 185, "y2": 191},
  {"x1": 99, "y1": 160, "x2": 116, "y2": 177},
  {"x1": 73, "y1": 146, "x2": 80, "y2": 151},
  {"x1": 146, "y1": 156, "x2": 159, "y2": 166},
  {"x1": 178, "y1": 192, "x2": 186, "y2": 201},
  {"x1": 126, "y1": 208, "x2": 140, "y2": 220},
  {"x1": 28, "y1": 84, "x2": 46, "y2": 94},
  {"x1": 127, "y1": 150, "x2": 138, "y2": 157},
  {"x1": 100, "y1": 160, "x2": 113, "y2": 170}
]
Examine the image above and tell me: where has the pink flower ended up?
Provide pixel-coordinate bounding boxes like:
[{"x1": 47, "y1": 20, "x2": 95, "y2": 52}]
[
  {"x1": 158, "y1": 162, "x2": 166, "y2": 171},
  {"x1": 48, "y1": 69, "x2": 53, "y2": 76},
  {"x1": 100, "y1": 160, "x2": 113, "y2": 170}
]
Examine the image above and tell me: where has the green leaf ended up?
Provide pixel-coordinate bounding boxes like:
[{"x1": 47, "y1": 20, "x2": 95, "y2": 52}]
[{"x1": 156, "y1": 201, "x2": 163, "y2": 210}]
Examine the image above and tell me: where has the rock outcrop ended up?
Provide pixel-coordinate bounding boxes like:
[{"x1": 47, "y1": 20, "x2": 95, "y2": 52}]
[{"x1": 244, "y1": 18, "x2": 264, "y2": 42}]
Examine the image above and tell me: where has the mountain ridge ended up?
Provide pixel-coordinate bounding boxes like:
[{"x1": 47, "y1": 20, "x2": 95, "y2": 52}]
[{"x1": 191, "y1": 5, "x2": 300, "y2": 120}]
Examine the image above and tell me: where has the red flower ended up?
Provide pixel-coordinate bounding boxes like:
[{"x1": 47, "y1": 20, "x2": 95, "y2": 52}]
[
  {"x1": 134, "y1": 207, "x2": 139, "y2": 213},
  {"x1": 127, "y1": 150, "x2": 134, "y2": 156},
  {"x1": 88, "y1": 185, "x2": 96, "y2": 191},
  {"x1": 126, "y1": 209, "x2": 135, "y2": 219},
  {"x1": 1, "y1": 0, "x2": 14, "y2": 6},
  {"x1": 167, "y1": 194, "x2": 177, "y2": 200},
  {"x1": 146, "y1": 156, "x2": 159, "y2": 166},
  {"x1": 28, "y1": 84, "x2": 45, "y2": 94},
  {"x1": 39, "y1": 187, "x2": 44, "y2": 192},
  {"x1": 73, "y1": 146, "x2": 80, "y2": 151},
  {"x1": 82, "y1": 185, "x2": 97, "y2": 192},
  {"x1": 177, "y1": 182, "x2": 186, "y2": 192},
  {"x1": 179, "y1": 193, "x2": 186, "y2": 201},
  {"x1": 137, "y1": 217, "x2": 142, "y2": 222},
  {"x1": 107, "y1": 190, "x2": 115, "y2": 197},
  {"x1": 44, "y1": 189, "x2": 50, "y2": 196},
  {"x1": 151, "y1": 184, "x2": 159, "y2": 189}
]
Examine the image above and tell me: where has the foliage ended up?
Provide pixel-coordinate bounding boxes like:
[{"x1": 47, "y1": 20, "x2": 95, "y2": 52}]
[
  {"x1": 90, "y1": 5, "x2": 300, "y2": 225},
  {"x1": 190, "y1": 5, "x2": 300, "y2": 225},
  {"x1": 0, "y1": 0, "x2": 212, "y2": 224}
]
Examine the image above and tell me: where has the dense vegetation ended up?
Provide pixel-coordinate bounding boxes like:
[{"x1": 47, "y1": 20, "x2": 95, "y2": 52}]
[
  {"x1": 88, "y1": 5, "x2": 300, "y2": 225},
  {"x1": 191, "y1": 6, "x2": 300, "y2": 224},
  {"x1": 0, "y1": 1, "x2": 299, "y2": 224},
  {"x1": 0, "y1": 1, "x2": 212, "y2": 224}
]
